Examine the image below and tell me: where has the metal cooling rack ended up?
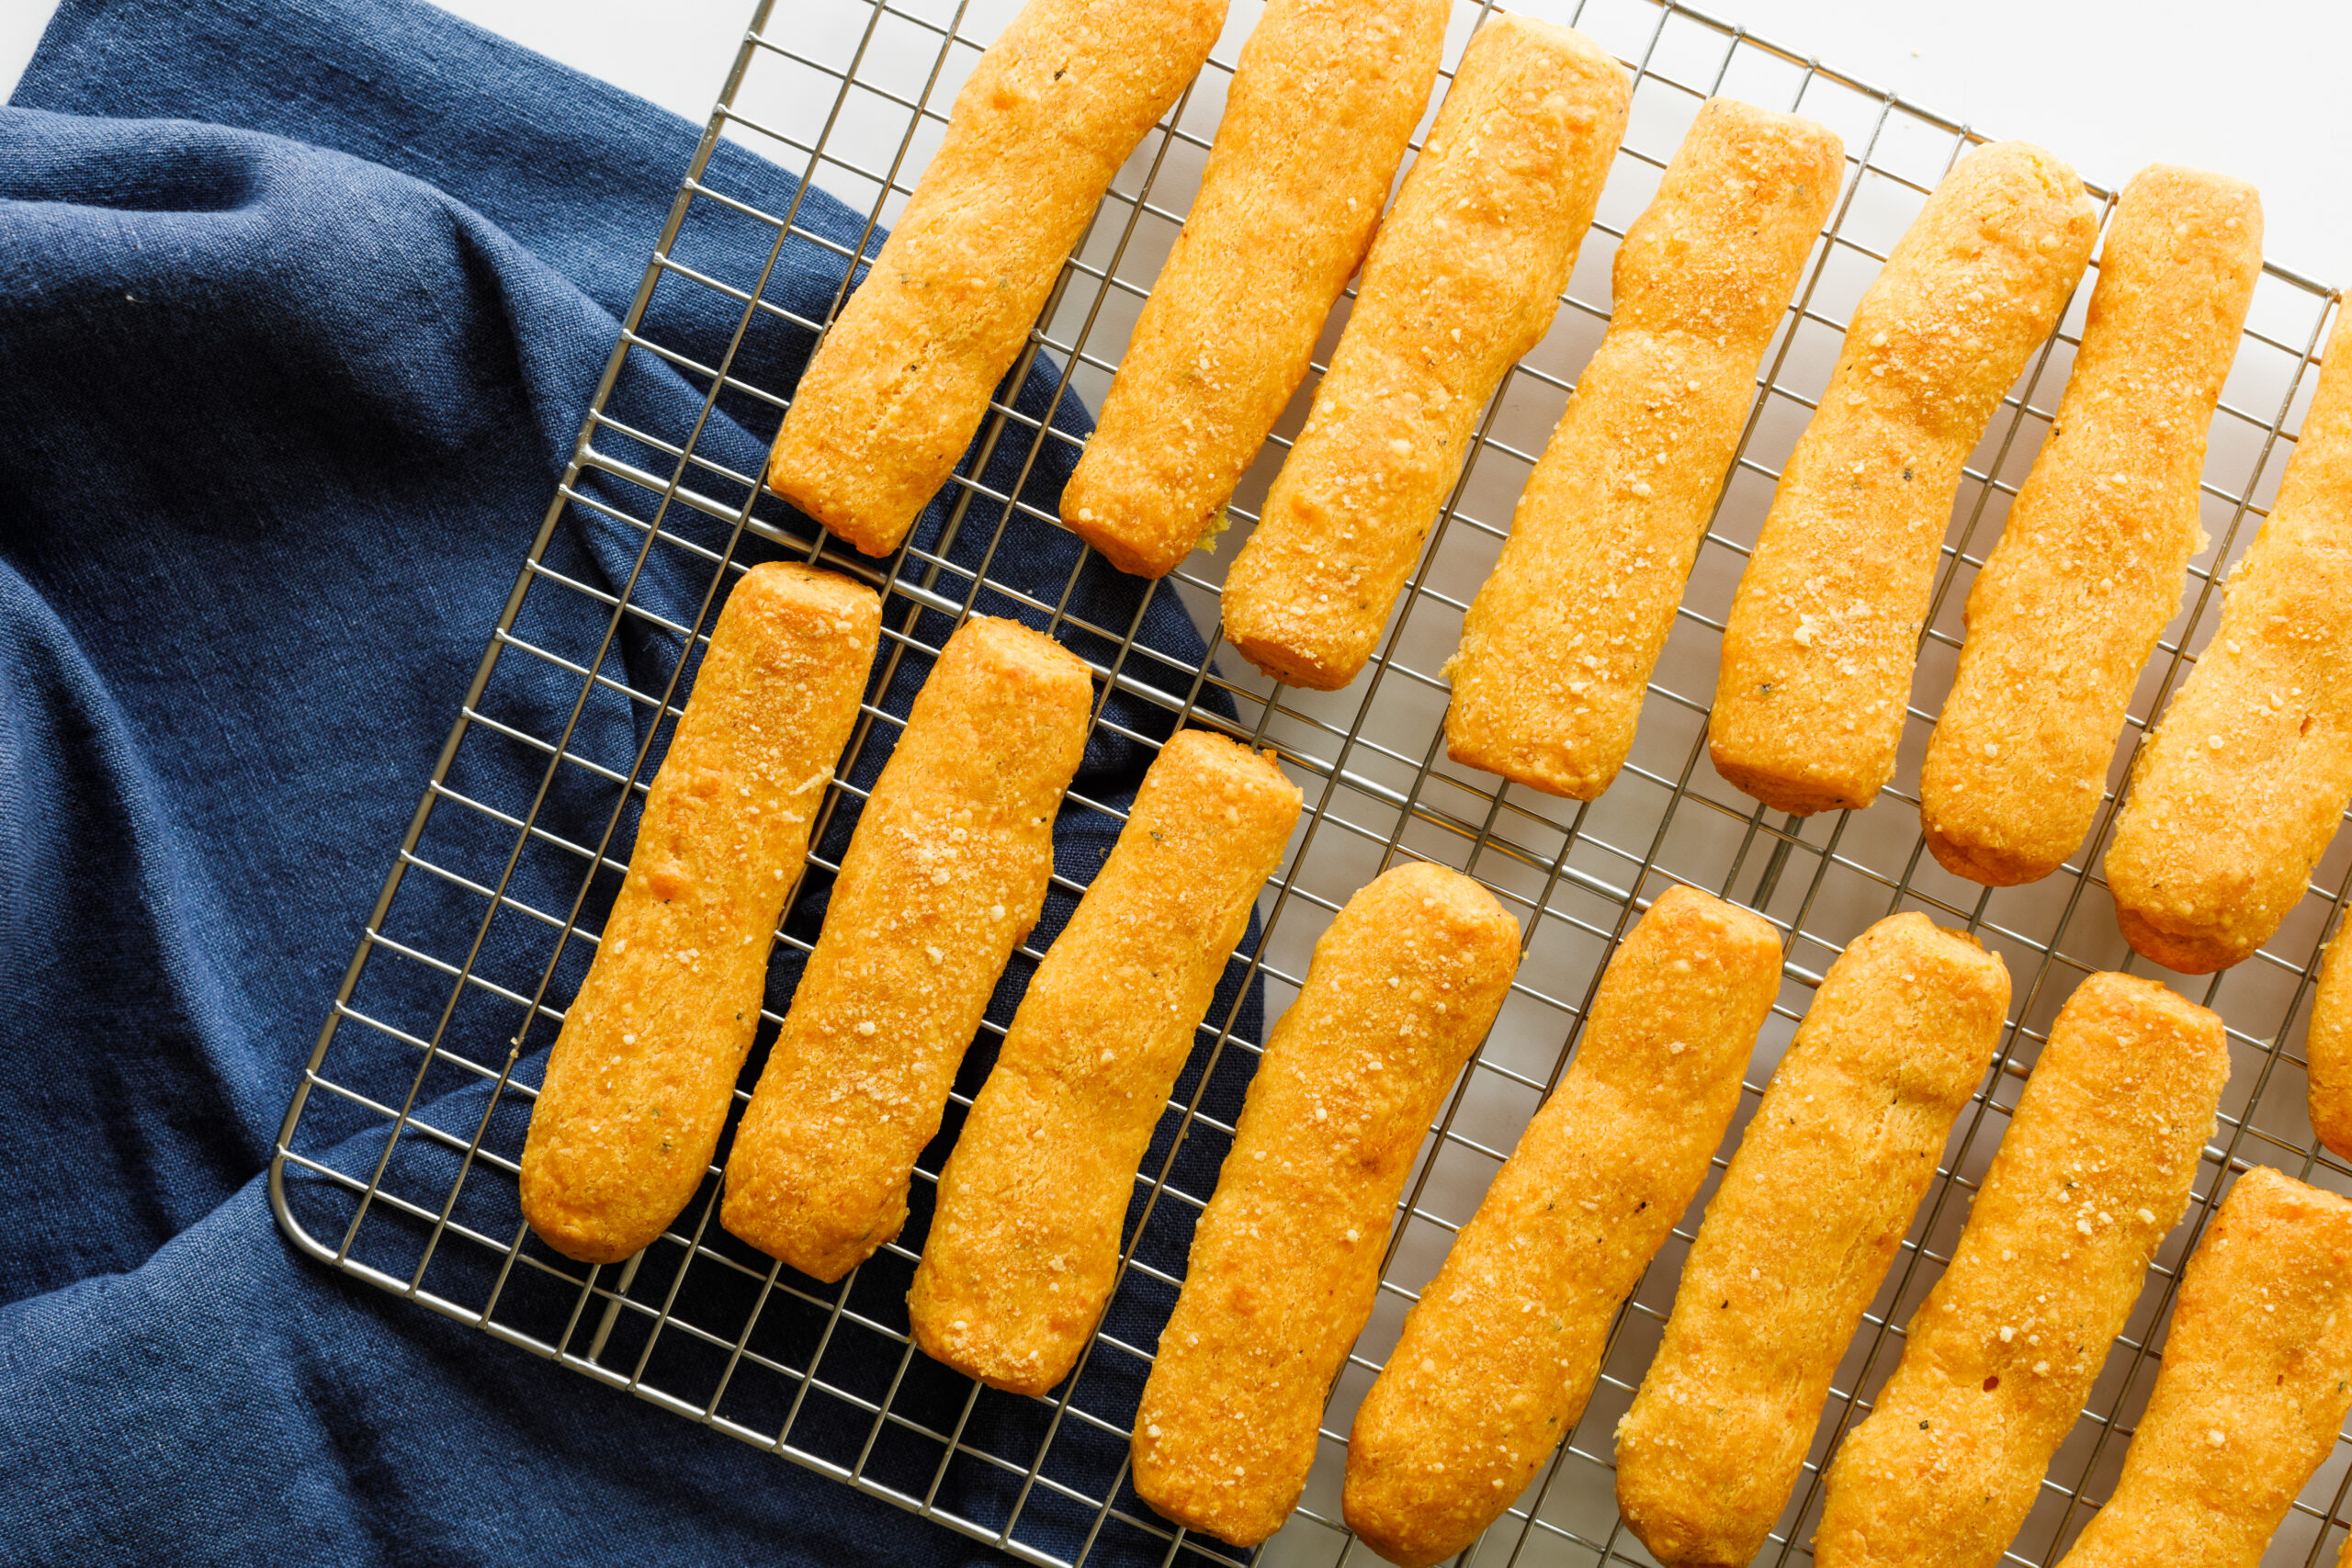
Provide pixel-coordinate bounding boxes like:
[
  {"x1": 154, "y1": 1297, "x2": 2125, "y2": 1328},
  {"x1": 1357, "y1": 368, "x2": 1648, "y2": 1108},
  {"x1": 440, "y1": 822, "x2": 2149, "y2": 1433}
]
[{"x1": 269, "y1": 1, "x2": 2352, "y2": 1564}]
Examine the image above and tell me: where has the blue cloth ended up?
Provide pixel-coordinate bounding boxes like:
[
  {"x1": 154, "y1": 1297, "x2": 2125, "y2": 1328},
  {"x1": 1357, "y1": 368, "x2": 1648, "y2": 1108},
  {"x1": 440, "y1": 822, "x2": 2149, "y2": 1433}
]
[{"x1": 0, "y1": 2, "x2": 1261, "y2": 1562}]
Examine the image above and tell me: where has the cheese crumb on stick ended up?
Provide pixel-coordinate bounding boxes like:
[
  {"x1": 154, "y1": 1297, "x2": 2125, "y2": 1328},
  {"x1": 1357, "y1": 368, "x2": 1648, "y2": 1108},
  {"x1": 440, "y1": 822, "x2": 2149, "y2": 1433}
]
[
  {"x1": 908, "y1": 730, "x2": 1300, "y2": 1393},
  {"x1": 521, "y1": 562, "x2": 880, "y2": 1265},
  {"x1": 720, "y1": 616, "x2": 1092, "y2": 1281}
]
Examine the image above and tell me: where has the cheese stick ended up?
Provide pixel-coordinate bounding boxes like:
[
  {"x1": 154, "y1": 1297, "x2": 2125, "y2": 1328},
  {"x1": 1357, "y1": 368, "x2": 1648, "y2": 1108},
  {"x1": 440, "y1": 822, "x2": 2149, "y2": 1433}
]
[
  {"x1": 1709, "y1": 141, "x2": 2098, "y2": 815},
  {"x1": 1342, "y1": 886, "x2": 1781, "y2": 1568},
  {"x1": 1922, "y1": 167, "x2": 2263, "y2": 886},
  {"x1": 720, "y1": 616, "x2": 1092, "y2": 1280},
  {"x1": 764, "y1": 0, "x2": 1227, "y2": 557},
  {"x1": 908, "y1": 730, "x2": 1301, "y2": 1393},
  {"x1": 2052, "y1": 1167, "x2": 2352, "y2": 1568},
  {"x1": 1444, "y1": 98, "x2": 1842, "y2": 799},
  {"x1": 1218, "y1": 15, "x2": 1631, "y2": 691},
  {"x1": 520, "y1": 563, "x2": 880, "y2": 1265},
  {"x1": 1061, "y1": 0, "x2": 1447, "y2": 579},
  {"x1": 2307, "y1": 916, "x2": 2352, "y2": 1161},
  {"x1": 1131, "y1": 863, "x2": 1521, "y2": 1547},
  {"x1": 1814, "y1": 971, "x2": 2230, "y2": 1568},
  {"x1": 2105, "y1": 316, "x2": 2352, "y2": 973},
  {"x1": 1614, "y1": 911, "x2": 2010, "y2": 1568}
]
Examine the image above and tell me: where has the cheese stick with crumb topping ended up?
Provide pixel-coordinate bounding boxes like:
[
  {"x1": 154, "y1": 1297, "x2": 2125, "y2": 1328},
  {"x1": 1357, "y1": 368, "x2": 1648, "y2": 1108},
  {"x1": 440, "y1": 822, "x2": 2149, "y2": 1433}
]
[
  {"x1": 1342, "y1": 885, "x2": 1781, "y2": 1568},
  {"x1": 1814, "y1": 971, "x2": 2229, "y2": 1568},
  {"x1": 1709, "y1": 141, "x2": 2097, "y2": 815},
  {"x1": 765, "y1": 0, "x2": 1227, "y2": 557},
  {"x1": 2052, "y1": 1167, "x2": 2352, "y2": 1568},
  {"x1": 521, "y1": 562, "x2": 880, "y2": 1265},
  {"x1": 2305, "y1": 915, "x2": 2352, "y2": 1161},
  {"x1": 1922, "y1": 166, "x2": 2262, "y2": 886},
  {"x1": 1445, "y1": 98, "x2": 1841, "y2": 800},
  {"x1": 908, "y1": 729, "x2": 1301, "y2": 1393},
  {"x1": 1218, "y1": 15, "x2": 1630, "y2": 691},
  {"x1": 1131, "y1": 862, "x2": 1521, "y2": 1548},
  {"x1": 1615, "y1": 911, "x2": 2010, "y2": 1568},
  {"x1": 1061, "y1": 0, "x2": 1447, "y2": 579},
  {"x1": 720, "y1": 616, "x2": 1092, "y2": 1280},
  {"x1": 2104, "y1": 315, "x2": 2352, "y2": 973}
]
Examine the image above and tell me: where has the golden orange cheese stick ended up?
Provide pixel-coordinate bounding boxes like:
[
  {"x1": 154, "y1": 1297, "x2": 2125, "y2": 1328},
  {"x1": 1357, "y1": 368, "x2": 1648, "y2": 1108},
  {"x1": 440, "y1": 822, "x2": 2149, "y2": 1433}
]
[
  {"x1": 764, "y1": 0, "x2": 1227, "y2": 557},
  {"x1": 2104, "y1": 315, "x2": 2352, "y2": 973},
  {"x1": 719, "y1": 616, "x2": 1092, "y2": 1280},
  {"x1": 1217, "y1": 15, "x2": 1631, "y2": 692},
  {"x1": 1812, "y1": 971, "x2": 2230, "y2": 1568},
  {"x1": 519, "y1": 562, "x2": 881, "y2": 1265},
  {"x1": 1341, "y1": 885, "x2": 1781, "y2": 1568},
  {"x1": 1709, "y1": 141, "x2": 2098, "y2": 815},
  {"x1": 1613, "y1": 911, "x2": 2010, "y2": 1568},
  {"x1": 1130, "y1": 862, "x2": 1521, "y2": 1547},
  {"x1": 1060, "y1": 0, "x2": 1447, "y2": 579},
  {"x1": 907, "y1": 729, "x2": 1301, "y2": 1393},
  {"x1": 1921, "y1": 167, "x2": 2263, "y2": 886},
  {"x1": 2306, "y1": 916, "x2": 2352, "y2": 1161},
  {"x1": 2052, "y1": 1167, "x2": 2352, "y2": 1568},
  {"x1": 1444, "y1": 98, "x2": 1842, "y2": 800}
]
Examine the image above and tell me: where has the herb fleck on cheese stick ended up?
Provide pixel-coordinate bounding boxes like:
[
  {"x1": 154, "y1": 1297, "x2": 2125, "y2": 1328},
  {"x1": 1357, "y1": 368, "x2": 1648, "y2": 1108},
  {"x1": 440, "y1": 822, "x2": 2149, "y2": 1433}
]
[
  {"x1": 1614, "y1": 911, "x2": 2010, "y2": 1568},
  {"x1": 2306, "y1": 916, "x2": 2352, "y2": 1161},
  {"x1": 1445, "y1": 98, "x2": 1842, "y2": 800},
  {"x1": 2105, "y1": 315, "x2": 2352, "y2": 973},
  {"x1": 521, "y1": 563, "x2": 881, "y2": 1265},
  {"x1": 1131, "y1": 863, "x2": 1521, "y2": 1548},
  {"x1": 1922, "y1": 167, "x2": 2263, "y2": 886},
  {"x1": 1709, "y1": 141, "x2": 2097, "y2": 815},
  {"x1": 1061, "y1": 0, "x2": 1447, "y2": 579},
  {"x1": 720, "y1": 616, "x2": 1092, "y2": 1280},
  {"x1": 765, "y1": 0, "x2": 1227, "y2": 557},
  {"x1": 1218, "y1": 15, "x2": 1631, "y2": 691},
  {"x1": 2052, "y1": 1167, "x2": 2352, "y2": 1568},
  {"x1": 1814, "y1": 971, "x2": 2229, "y2": 1568},
  {"x1": 1342, "y1": 886, "x2": 1781, "y2": 1568},
  {"x1": 908, "y1": 730, "x2": 1300, "y2": 1393}
]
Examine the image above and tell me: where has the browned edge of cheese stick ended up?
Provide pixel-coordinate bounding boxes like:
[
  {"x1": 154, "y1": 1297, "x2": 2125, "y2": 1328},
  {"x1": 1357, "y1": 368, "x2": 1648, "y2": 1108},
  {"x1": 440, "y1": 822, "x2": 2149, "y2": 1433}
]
[
  {"x1": 2052, "y1": 1167, "x2": 2352, "y2": 1568},
  {"x1": 718, "y1": 615, "x2": 1092, "y2": 1280},
  {"x1": 2104, "y1": 313, "x2": 2352, "y2": 973},
  {"x1": 520, "y1": 562, "x2": 881, "y2": 1265},
  {"x1": 1921, "y1": 166, "x2": 2263, "y2": 886},
  {"x1": 1060, "y1": 0, "x2": 1448, "y2": 579},
  {"x1": 1444, "y1": 98, "x2": 1842, "y2": 801},
  {"x1": 1613, "y1": 911, "x2": 2010, "y2": 1568},
  {"x1": 764, "y1": 0, "x2": 1227, "y2": 557},
  {"x1": 1216, "y1": 14, "x2": 1631, "y2": 692},
  {"x1": 1130, "y1": 862, "x2": 1522, "y2": 1547},
  {"x1": 2307, "y1": 913, "x2": 2352, "y2": 1161},
  {"x1": 1813, "y1": 971, "x2": 2229, "y2": 1568},
  {"x1": 1708, "y1": 141, "x2": 2097, "y2": 815},
  {"x1": 907, "y1": 729, "x2": 1301, "y2": 1393},
  {"x1": 1341, "y1": 885, "x2": 1781, "y2": 1568}
]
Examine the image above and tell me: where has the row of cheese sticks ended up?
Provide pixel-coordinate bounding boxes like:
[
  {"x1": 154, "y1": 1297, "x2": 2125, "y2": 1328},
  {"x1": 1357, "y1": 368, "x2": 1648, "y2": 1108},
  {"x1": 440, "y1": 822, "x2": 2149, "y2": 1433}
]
[{"x1": 763, "y1": 0, "x2": 2352, "y2": 982}]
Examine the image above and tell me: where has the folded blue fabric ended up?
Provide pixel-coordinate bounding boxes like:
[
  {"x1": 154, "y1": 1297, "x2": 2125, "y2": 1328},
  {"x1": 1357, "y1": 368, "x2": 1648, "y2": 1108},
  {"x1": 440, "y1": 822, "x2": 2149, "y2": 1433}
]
[{"x1": 0, "y1": 2, "x2": 1258, "y2": 1562}]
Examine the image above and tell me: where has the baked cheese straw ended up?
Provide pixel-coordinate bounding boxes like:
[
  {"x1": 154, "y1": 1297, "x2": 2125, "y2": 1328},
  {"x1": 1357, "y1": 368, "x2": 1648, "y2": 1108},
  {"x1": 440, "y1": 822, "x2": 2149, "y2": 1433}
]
[
  {"x1": 1217, "y1": 15, "x2": 1631, "y2": 691},
  {"x1": 520, "y1": 563, "x2": 881, "y2": 1265},
  {"x1": 1813, "y1": 972, "x2": 2230, "y2": 1568},
  {"x1": 1060, "y1": 0, "x2": 1448, "y2": 579},
  {"x1": 719, "y1": 616, "x2": 1092, "y2": 1280},
  {"x1": 2104, "y1": 315, "x2": 2352, "y2": 973},
  {"x1": 1342, "y1": 886, "x2": 1781, "y2": 1568},
  {"x1": 1444, "y1": 98, "x2": 1842, "y2": 800},
  {"x1": 907, "y1": 730, "x2": 1301, "y2": 1393},
  {"x1": 2306, "y1": 917, "x2": 2352, "y2": 1161},
  {"x1": 1921, "y1": 167, "x2": 2263, "y2": 886},
  {"x1": 2052, "y1": 1167, "x2": 2352, "y2": 1568},
  {"x1": 764, "y1": 0, "x2": 1227, "y2": 557},
  {"x1": 1709, "y1": 141, "x2": 2098, "y2": 815},
  {"x1": 1614, "y1": 911, "x2": 2010, "y2": 1568},
  {"x1": 1131, "y1": 863, "x2": 1521, "y2": 1547}
]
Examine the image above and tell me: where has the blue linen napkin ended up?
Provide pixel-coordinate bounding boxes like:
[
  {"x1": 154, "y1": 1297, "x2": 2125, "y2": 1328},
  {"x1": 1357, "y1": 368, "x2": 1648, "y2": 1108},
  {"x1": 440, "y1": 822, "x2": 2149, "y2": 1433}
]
[{"x1": 0, "y1": 1, "x2": 1262, "y2": 1562}]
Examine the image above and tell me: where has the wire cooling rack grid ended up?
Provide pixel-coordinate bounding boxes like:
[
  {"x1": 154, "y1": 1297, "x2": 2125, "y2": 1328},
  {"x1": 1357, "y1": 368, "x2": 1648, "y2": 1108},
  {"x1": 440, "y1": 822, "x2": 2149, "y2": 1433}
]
[{"x1": 270, "y1": 1, "x2": 2349, "y2": 1564}]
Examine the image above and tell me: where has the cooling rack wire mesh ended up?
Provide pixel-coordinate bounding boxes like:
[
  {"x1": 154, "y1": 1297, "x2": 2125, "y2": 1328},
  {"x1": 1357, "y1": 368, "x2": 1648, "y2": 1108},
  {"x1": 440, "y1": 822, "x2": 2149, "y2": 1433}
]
[{"x1": 268, "y1": 0, "x2": 2351, "y2": 1564}]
